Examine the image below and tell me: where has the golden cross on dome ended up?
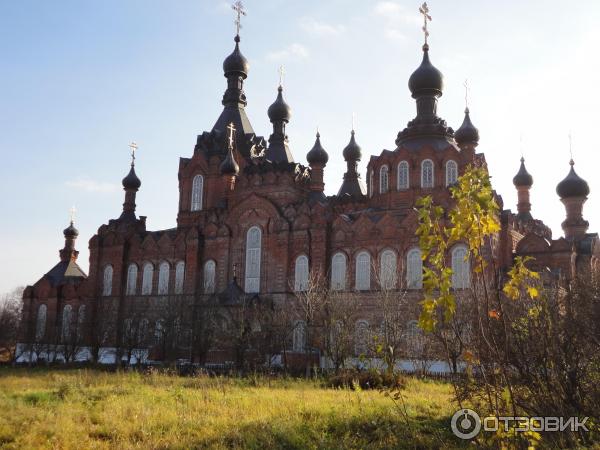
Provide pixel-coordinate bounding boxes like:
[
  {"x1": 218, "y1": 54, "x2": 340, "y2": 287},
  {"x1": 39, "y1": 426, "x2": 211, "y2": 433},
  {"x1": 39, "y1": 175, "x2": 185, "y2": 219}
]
[
  {"x1": 463, "y1": 79, "x2": 469, "y2": 109},
  {"x1": 69, "y1": 205, "x2": 77, "y2": 224},
  {"x1": 227, "y1": 122, "x2": 236, "y2": 150},
  {"x1": 129, "y1": 141, "x2": 138, "y2": 166},
  {"x1": 232, "y1": 1, "x2": 246, "y2": 36},
  {"x1": 419, "y1": 2, "x2": 432, "y2": 45},
  {"x1": 278, "y1": 65, "x2": 286, "y2": 88}
]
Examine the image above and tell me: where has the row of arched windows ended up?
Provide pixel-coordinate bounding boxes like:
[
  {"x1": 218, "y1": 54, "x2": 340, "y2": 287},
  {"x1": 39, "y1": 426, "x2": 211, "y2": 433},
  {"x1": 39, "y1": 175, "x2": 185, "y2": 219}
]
[
  {"x1": 102, "y1": 261, "x2": 186, "y2": 297},
  {"x1": 35, "y1": 304, "x2": 86, "y2": 343},
  {"x1": 291, "y1": 319, "x2": 423, "y2": 356},
  {"x1": 101, "y1": 232, "x2": 469, "y2": 297},
  {"x1": 328, "y1": 245, "x2": 470, "y2": 291},
  {"x1": 373, "y1": 160, "x2": 459, "y2": 195}
]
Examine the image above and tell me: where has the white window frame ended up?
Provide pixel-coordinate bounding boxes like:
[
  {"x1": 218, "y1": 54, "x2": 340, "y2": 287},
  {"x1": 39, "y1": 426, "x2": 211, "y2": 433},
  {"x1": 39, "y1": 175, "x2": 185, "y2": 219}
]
[
  {"x1": 446, "y1": 160, "x2": 458, "y2": 186},
  {"x1": 126, "y1": 263, "x2": 137, "y2": 296},
  {"x1": 451, "y1": 245, "x2": 470, "y2": 289},
  {"x1": 175, "y1": 261, "x2": 185, "y2": 295},
  {"x1": 355, "y1": 251, "x2": 371, "y2": 291},
  {"x1": 204, "y1": 260, "x2": 216, "y2": 294},
  {"x1": 380, "y1": 249, "x2": 397, "y2": 289},
  {"x1": 406, "y1": 248, "x2": 423, "y2": 289},
  {"x1": 35, "y1": 304, "x2": 47, "y2": 341},
  {"x1": 421, "y1": 159, "x2": 434, "y2": 188},
  {"x1": 294, "y1": 255, "x2": 309, "y2": 292},
  {"x1": 62, "y1": 304, "x2": 73, "y2": 342},
  {"x1": 354, "y1": 320, "x2": 369, "y2": 356},
  {"x1": 142, "y1": 262, "x2": 154, "y2": 295},
  {"x1": 191, "y1": 174, "x2": 204, "y2": 211},
  {"x1": 157, "y1": 261, "x2": 170, "y2": 295},
  {"x1": 102, "y1": 265, "x2": 113, "y2": 297},
  {"x1": 293, "y1": 320, "x2": 306, "y2": 352},
  {"x1": 331, "y1": 252, "x2": 347, "y2": 290},
  {"x1": 397, "y1": 160, "x2": 409, "y2": 190},
  {"x1": 379, "y1": 165, "x2": 389, "y2": 194},
  {"x1": 245, "y1": 226, "x2": 262, "y2": 293}
]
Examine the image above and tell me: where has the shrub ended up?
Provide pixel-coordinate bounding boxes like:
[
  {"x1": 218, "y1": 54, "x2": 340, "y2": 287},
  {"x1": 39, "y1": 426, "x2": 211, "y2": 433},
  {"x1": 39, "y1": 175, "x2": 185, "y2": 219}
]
[{"x1": 325, "y1": 369, "x2": 406, "y2": 390}]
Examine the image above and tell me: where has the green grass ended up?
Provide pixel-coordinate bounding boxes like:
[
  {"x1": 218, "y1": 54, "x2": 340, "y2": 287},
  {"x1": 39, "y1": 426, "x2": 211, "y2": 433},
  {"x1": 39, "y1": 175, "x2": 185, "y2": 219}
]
[{"x1": 0, "y1": 367, "x2": 466, "y2": 449}]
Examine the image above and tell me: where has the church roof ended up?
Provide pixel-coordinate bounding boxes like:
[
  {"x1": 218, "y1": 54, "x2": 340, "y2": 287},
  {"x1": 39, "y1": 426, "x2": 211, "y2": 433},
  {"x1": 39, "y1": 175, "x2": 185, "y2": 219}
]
[{"x1": 44, "y1": 260, "x2": 87, "y2": 288}]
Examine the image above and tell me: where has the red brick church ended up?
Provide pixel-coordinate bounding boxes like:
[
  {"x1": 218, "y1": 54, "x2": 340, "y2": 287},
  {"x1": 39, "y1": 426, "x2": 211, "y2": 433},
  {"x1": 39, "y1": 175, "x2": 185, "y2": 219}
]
[{"x1": 17, "y1": 8, "x2": 598, "y2": 369}]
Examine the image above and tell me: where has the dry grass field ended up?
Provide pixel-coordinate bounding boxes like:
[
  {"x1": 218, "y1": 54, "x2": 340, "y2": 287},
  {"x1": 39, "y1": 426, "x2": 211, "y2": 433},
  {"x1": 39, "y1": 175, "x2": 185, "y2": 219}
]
[{"x1": 0, "y1": 367, "x2": 465, "y2": 449}]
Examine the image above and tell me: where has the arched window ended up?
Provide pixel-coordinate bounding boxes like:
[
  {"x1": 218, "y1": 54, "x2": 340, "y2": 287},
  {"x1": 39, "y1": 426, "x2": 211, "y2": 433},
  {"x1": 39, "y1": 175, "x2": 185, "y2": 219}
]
[
  {"x1": 369, "y1": 170, "x2": 374, "y2": 197},
  {"x1": 406, "y1": 248, "x2": 423, "y2": 289},
  {"x1": 421, "y1": 159, "x2": 434, "y2": 188},
  {"x1": 102, "y1": 265, "x2": 113, "y2": 296},
  {"x1": 157, "y1": 261, "x2": 170, "y2": 295},
  {"x1": 294, "y1": 255, "x2": 309, "y2": 292},
  {"x1": 329, "y1": 320, "x2": 343, "y2": 349},
  {"x1": 142, "y1": 263, "x2": 154, "y2": 295},
  {"x1": 154, "y1": 320, "x2": 164, "y2": 345},
  {"x1": 451, "y1": 245, "x2": 470, "y2": 289},
  {"x1": 77, "y1": 305, "x2": 86, "y2": 340},
  {"x1": 355, "y1": 251, "x2": 371, "y2": 290},
  {"x1": 191, "y1": 174, "x2": 204, "y2": 211},
  {"x1": 293, "y1": 320, "x2": 306, "y2": 352},
  {"x1": 379, "y1": 165, "x2": 389, "y2": 193},
  {"x1": 35, "y1": 304, "x2": 47, "y2": 341},
  {"x1": 126, "y1": 264, "x2": 138, "y2": 296},
  {"x1": 397, "y1": 160, "x2": 409, "y2": 190},
  {"x1": 380, "y1": 250, "x2": 397, "y2": 289},
  {"x1": 331, "y1": 252, "x2": 347, "y2": 290},
  {"x1": 406, "y1": 320, "x2": 424, "y2": 354},
  {"x1": 62, "y1": 305, "x2": 73, "y2": 342},
  {"x1": 245, "y1": 226, "x2": 262, "y2": 293},
  {"x1": 446, "y1": 160, "x2": 458, "y2": 186},
  {"x1": 175, "y1": 261, "x2": 185, "y2": 294},
  {"x1": 204, "y1": 260, "x2": 216, "y2": 294},
  {"x1": 354, "y1": 320, "x2": 369, "y2": 356}
]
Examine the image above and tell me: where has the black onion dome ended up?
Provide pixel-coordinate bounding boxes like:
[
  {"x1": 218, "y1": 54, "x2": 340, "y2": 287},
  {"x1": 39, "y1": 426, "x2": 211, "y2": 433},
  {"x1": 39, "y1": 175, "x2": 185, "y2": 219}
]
[
  {"x1": 513, "y1": 157, "x2": 533, "y2": 187},
  {"x1": 223, "y1": 35, "x2": 249, "y2": 78},
  {"x1": 343, "y1": 130, "x2": 362, "y2": 162},
  {"x1": 408, "y1": 44, "x2": 443, "y2": 98},
  {"x1": 220, "y1": 148, "x2": 240, "y2": 176},
  {"x1": 455, "y1": 108, "x2": 479, "y2": 145},
  {"x1": 556, "y1": 160, "x2": 590, "y2": 198},
  {"x1": 122, "y1": 166, "x2": 141, "y2": 190},
  {"x1": 267, "y1": 86, "x2": 291, "y2": 122},
  {"x1": 63, "y1": 222, "x2": 79, "y2": 238},
  {"x1": 306, "y1": 132, "x2": 328, "y2": 165}
]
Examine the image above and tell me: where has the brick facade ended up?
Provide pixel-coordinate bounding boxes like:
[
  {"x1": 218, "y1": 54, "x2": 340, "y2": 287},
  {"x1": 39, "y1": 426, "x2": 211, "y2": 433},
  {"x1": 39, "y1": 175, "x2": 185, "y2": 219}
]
[{"x1": 18, "y1": 31, "x2": 599, "y2": 368}]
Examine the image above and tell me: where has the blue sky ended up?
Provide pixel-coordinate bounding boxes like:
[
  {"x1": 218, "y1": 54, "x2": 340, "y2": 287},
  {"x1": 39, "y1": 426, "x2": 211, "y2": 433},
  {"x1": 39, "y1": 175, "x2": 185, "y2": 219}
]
[{"x1": 2, "y1": 0, "x2": 600, "y2": 293}]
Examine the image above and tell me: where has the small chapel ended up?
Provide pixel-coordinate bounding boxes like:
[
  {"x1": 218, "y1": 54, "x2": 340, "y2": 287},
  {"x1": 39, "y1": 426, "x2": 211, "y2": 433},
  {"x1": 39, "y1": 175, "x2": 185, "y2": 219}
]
[{"x1": 17, "y1": 3, "x2": 598, "y2": 368}]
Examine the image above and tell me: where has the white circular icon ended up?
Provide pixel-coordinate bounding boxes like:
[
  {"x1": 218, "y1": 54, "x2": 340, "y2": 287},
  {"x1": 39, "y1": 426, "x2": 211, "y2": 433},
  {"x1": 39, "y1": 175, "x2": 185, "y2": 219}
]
[{"x1": 451, "y1": 408, "x2": 481, "y2": 440}]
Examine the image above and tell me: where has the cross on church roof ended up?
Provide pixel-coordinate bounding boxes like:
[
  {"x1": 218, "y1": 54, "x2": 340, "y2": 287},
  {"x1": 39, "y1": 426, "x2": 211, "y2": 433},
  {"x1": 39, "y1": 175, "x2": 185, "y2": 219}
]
[
  {"x1": 69, "y1": 205, "x2": 77, "y2": 224},
  {"x1": 569, "y1": 132, "x2": 574, "y2": 162},
  {"x1": 278, "y1": 65, "x2": 286, "y2": 88},
  {"x1": 227, "y1": 122, "x2": 236, "y2": 150},
  {"x1": 232, "y1": 1, "x2": 246, "y2": 36},
  {"x1": 129, "y1": 141, "x2": 138, "y2": 166},
  {"x1": 463, "y1": 79, "x2": 469, "y2": 109},
  {"x1": 419, "y1": 2, "x2": 432, "y2": 45}
]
